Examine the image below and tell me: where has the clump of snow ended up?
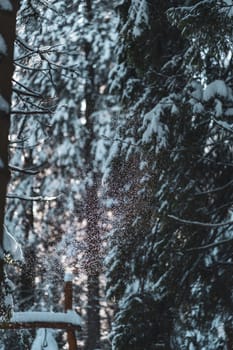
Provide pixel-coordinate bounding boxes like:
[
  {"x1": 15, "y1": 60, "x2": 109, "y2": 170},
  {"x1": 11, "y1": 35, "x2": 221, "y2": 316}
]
[
  {"x1": 225, "y1": 107, "x2": 233, "y2": 116},
  {"x1": 142, "y1": 100, "x2": 168, "y2": 150},
  {"x1": 192, "y1": 102, "x2": 204, "y2": 114},
  {"x1": 64, "y1": 270, "x2": 73, "y2": 282},
  {"x1": 131, "y1": 0, "x2": 149, "y2": 37},
  {"x1": 0, "y1": 158, "x2": 4, "y2": 169},
  {"x1": 224, "y1": 0, "x2": 233, "y2": 17},
  {"x1": 31, "y1": 329, "x2": 58, "y2": 350},
  {"x1": 109, "y1": 63, "x2": 127, "y2": 93},
  {"x1": 4, "y1": 293, "x2": 13, "y2": 310},
  {"x1": 215, "y1": 99, "x2": 222, "y2": 117},
  {"x1": 214, "y1": 119, "x2": 233, "y2": 132},
  {"x1": 190, "y1": 81, "x2": 203, "y2": 100},
  {"x1": 171, "y1": 103, "x2": 179, "y2": 115},
  {"x1": 0, "y1": 0, "x2": 13, "y2": 11},
  {"x1": 0, "y1": 95, "x2": 9, "y2": 113},
  {"x1": 0, "y1": 35, "x2": 7, "y2": 55},
  {"x1": 203, "y1": 80, "x2": 229, "y2": 101},
  {"x1": 102, "y1": 140, "x2": 120, "y2": 183},
  {"x1": 3, "y1": 225, "x2": 23, "y2": 262}
]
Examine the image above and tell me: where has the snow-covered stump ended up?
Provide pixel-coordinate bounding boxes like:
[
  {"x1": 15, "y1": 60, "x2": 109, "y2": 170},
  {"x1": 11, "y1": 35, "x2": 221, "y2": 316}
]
[
  {"x1": 0, "y1": 274, "x2": 81, "y2": 350},
  {"x1": 64, "y1": 271, "x2": 78, "y2": 350}
]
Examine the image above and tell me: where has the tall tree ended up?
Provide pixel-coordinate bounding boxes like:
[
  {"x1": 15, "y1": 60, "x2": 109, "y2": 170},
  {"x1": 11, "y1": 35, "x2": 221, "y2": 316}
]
[
  {"x1": 104, "y1": 1, "x2": 183, "y2": 348},
  {"x1": 0, "y1": 0, "x2": 21, "y2": 320},
  {"x1": 105, "y1": 0, "x2": 233, "y2": 349}
]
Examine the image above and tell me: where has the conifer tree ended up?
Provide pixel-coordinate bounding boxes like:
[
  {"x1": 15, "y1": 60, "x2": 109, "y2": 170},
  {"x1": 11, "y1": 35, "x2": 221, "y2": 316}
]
[
  {"x1": 7, "y1": 1, "x2": 117, "y2": 349},
  {"x1": 105, "y1": 1, "x2": 233, "y2": 348}
]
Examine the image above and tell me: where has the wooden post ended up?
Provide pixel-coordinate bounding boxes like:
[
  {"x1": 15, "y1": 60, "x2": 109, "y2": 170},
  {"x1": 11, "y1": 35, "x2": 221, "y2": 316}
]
[{"x1": 64, "y1": 272, "x2": 78, "y2": 350}]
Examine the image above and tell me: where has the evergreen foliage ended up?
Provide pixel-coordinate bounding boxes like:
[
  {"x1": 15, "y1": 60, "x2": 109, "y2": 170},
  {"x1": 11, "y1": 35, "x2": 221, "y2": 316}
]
[
  {"x1": 5, "y1": 0, "x2": 117, "y2": 348},
  {"x1": 105, "y1": 1, "x2": 233, "y2": 349},
  {"x1": 1, "y1": 0, "x2": 233, "y2": 349}
]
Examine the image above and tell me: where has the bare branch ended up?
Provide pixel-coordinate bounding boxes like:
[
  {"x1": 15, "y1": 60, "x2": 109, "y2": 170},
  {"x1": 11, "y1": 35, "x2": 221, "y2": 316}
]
[
  {"x1": 15, "y1": 62, "x2": 50, "y2": 72},
  {"x1": 195, "y1": 179, "x2": 233, "y2": 196},
  {"x1": 9, "y1": 139, "x2": 49, "y2": 149},
  {"x1": 13, "y1": 87, "x2": 42, "y2": 99},
  {"x1": 18, "y1": 94, "x2": 57, "y2": 113},
  {"x1": 9, "y1": 165, "x2": 40, "y2": 175},
  {"x1": 40, "y1": 52, "x2": 79, "y2": 72},
  {"x1": 14, "y1": 51, "x2": 38, "y2": 62},
  {"x1": 7, "y1": 194, "x2": 62, "y2": 201},
  {"x1": 11, "y1": 110, "x2": 53, "y2": 115},
  {"x1": 12, "y1": 78, "x2": 43, "y2": 98},
  {"x1": 185, "y1": 237, "x2": 233, "y2": 252},
  {"x1": 168, "y1": 214, "x2": 233, "y2": 228},
  {"x1": 16, "y1": 37, "x2": 35, "y2": 52}
]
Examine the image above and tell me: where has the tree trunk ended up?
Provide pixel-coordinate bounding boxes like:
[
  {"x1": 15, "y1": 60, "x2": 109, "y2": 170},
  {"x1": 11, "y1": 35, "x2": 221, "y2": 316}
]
[
  {"x1": 86, "y1": 274, "x2": 100, "y2": 350},
  {"x1": 85, "y1": 184, "x2": 101, "y2": 350},
  {"x1": 20, "y1": 150, "x2": 36, "y2": 311},
  {"x1": 83, "y1": 1, "x2": 101, "y2": 348},
  {"x1": 0, "y1": 0, "x2": 20, "y2": 287}
]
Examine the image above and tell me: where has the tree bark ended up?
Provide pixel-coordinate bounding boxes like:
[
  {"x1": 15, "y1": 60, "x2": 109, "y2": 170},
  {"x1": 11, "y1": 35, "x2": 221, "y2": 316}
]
[
  {"x1": 85, "y1": 184, "x2": 101, "y2": 350},
  {"x1": 85, "y1": 274, "x2": 100, "y2": 350},
  {"x1": 83, "y1": 1, "x2": 101, "y2": 348},
  {"x1": 19, "y1": 150, "x2": 37, "y2": 312},
  {"x1": 0, "y1": 0, "x2": 20, "y2": 283}
]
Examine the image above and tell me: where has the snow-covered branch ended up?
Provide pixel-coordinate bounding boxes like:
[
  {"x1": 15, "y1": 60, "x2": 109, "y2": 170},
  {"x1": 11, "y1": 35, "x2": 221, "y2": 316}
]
[{"x1": 0, "y1": 311, "x2": 82, "y2": 330}]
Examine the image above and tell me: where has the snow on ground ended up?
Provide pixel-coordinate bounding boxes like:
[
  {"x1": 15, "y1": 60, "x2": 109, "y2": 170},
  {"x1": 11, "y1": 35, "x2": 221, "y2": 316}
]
[{"x1": 31, "y1": 329, "x2": 58, "y2": 350}]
